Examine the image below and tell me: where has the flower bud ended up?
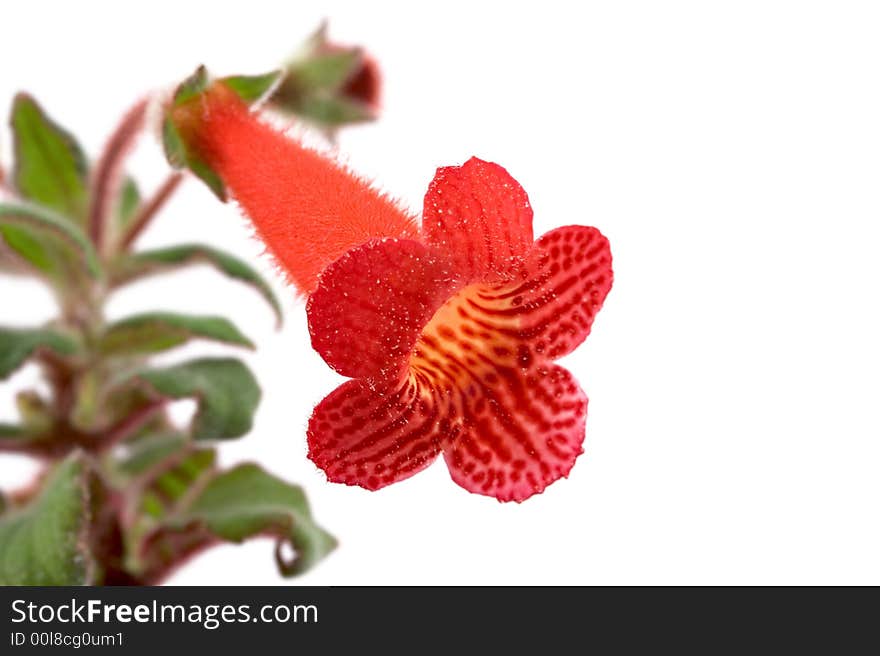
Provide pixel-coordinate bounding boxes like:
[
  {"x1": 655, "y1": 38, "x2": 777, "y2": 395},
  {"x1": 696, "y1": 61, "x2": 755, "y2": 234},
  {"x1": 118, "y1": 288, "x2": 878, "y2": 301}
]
[{"x1": 269, "y1": 22, "x2": 381, "y2": 136}]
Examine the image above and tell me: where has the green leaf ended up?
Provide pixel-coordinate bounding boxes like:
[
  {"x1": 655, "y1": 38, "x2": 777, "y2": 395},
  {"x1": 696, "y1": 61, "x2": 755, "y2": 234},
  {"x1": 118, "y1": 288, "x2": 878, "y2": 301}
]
[
  {"x1": 0, "y1": 423, "x2": 26, "y2": 438},
  {"x1": 0, "y1": 225, "x2": 57, "y2": 274},
  {"x1": 0, "y1": 422, "x2": 55, "y2": 455},
  {"x1": 285, "y1": 21, "x2": 362, "y2": 92},
  {"x1": 292, "y1": 50, "x2": 362, "y2": 92},
  {"x1": 116, "y1": 177, "x2": 141, "y2": 229},
  {"x1": 161, "y1": 116, "x2": 187, "y2": 169},
  {"x1": 70, "y1": 369, "x2": 101, "y2": 431},
  {"x1": 131, "y1": 358, "x2": 260, "y2": 441},
  {"x1": 118, "y1": 438, "x2": 218, "y2": 582},
  {"x1": 105, "y1": 175, "x2": 141, "y2": 255},
  {"x1": 115, "y1": 432, "x2": 189, "y2": 476},
  {"x1": 155, "y1": 463, "x2": 336, "y2": 577},
  {"x1": 0, "y1": 453, "x2": 95, "y2": 585},
  {"x1": 172, "y1": 65, "x2": 209, "y2": 106},
  {"x1": 110, "y1": 244, "x2": 282, "y2": 326},
  {"x1": 0, "y1": 202, "x2": 102, "y2": 278},
  {"x1": 16, "y1": 390, "x2": 53, "y2": 434},
  {"x1": 295, "y1": 21, "x2": 330, "y2": 60},
  {"x1": 221, "y1": 70, "x2": 283, "y2": 104},
  {"x1": 162, "y1": 116, "x2": 227, "y2": 201},
  {"x1": 0, "y1": 236, "x2": 34, "y2": 275},
  {"x1": 162, "y1": 67, "x2": 228, "y2": 201},
  {"x1": 100, "y1": 312, "x2": 253, "y2": 357},
  {"x1": 188, "y1": 157, "x2": 227, "y2": 201},
  {"x1": 117, "y1": 438, "x2": 217, "y2": 526},
  {"x1": 296, "y1": 95, "x2": 376, "y2": 128},
  {"x1": 10, "y1": 93, "x2": 89, "y2": 223},
  {"x1": 188, "y1": 464, "x2": 336, "y2": 575},
  {"x1": 0, "y1": 326, "x2": 78, "y2": 379},
  {"x1": 138, "y1": 447, "x2": 217, "y2": 520}
]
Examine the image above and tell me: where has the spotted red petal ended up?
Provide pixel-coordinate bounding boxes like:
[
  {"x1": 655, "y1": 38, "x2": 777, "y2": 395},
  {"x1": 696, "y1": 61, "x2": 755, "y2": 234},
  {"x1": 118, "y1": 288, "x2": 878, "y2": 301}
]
[
  {"x1": 308, "y1": 376, "x2": 459, "y2": 490},
  {"x1": 405, "y1": 286, "x2": 588, "y2": 501},
  {"x1": 443, "y1": 364, "x2": 587, "y2": 502},
  {"x1": 307, "y1": 238, "x2": 461, "y2": 380},
  {"x1": 422, "y1": 157, "x2": 534, "y2": 283},
  {"x1": 471, "y1": 226, "x2": 612, "y2": 361}
]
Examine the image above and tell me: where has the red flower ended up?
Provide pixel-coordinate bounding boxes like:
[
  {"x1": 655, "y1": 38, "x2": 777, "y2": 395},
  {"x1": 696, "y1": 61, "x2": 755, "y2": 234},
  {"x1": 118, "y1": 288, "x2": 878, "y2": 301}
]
[
  {"x1": 169, "y1": 86, "x2": 613, "y2": 501},
  {"x1": 307, "y1": 158, "x2": 613, "y2": 501}
]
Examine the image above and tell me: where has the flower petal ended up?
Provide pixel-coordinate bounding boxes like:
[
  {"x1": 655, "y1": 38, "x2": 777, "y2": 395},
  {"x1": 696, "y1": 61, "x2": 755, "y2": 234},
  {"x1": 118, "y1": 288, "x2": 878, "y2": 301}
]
[
  {"x1": 443, "y1": 364, "x2": 587, "y2": 502},
  {"x1": 422, "y1": 157, "x2": 533, "y2": 282},
  {"x1": 473, "y1": 225, "x2": 613, "y2": 361},
  {"x1": 308, "y1": 376, "x2": 457, "y2": 490},
  {"x1": 307, "y1": 238, "x2": 460, "y2": 380}
]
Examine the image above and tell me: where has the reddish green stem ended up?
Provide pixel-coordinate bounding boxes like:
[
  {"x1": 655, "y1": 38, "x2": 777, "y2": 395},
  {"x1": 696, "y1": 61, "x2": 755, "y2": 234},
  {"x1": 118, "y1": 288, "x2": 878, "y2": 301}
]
[{"x1": 89, "y1": 99, "x2": 148, "y2": 253}]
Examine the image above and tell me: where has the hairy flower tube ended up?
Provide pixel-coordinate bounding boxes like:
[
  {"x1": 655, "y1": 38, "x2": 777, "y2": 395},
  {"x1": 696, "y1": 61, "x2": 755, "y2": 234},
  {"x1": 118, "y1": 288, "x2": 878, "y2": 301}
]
[
  {"x1": 169, "y1": 84, "x2": 613, "y2": 502},
  {"x1": 170, "y1": 83, "x2": 417, "y2": 293}
]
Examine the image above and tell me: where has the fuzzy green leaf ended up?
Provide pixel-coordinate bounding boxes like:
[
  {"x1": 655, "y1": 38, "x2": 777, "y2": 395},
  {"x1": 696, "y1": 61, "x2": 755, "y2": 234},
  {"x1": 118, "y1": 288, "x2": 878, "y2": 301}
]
[
  {"x1": 0, "y1": 326, "x2": 78, "y2": 379},
  {"x1": 0, "y1": 202, "x2": 102, "y2": 278},
  {"x1": 156, "y1": 463, "x2": 336, "y2": 577},
  {"x1": 131, "y1": 358, "x2": 260, "y2": 441},
  {"x1": 10, "y1": 94, "x2": 89, "y2": 223},
  {"x1": 110, "y1": 244, "x2": 282, "y2": 326},
  {"x1": 0, "y1": 453, "x2": 95, "y2": 585},
  {"x1": 189, "y1": 464, "x2": 336, "y2": 575},
  {"x1": 100, "y1": 312, "x2": 253, "y2": 357},
  {"x1": 222, "y1": 70, "x2": 283, "y2": 104}
]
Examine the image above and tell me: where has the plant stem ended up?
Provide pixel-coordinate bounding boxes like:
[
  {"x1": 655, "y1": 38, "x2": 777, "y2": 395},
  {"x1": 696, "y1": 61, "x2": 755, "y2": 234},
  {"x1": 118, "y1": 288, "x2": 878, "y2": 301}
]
[
  {"x1": 118, "y1": 172, "x2": 184, "y2": 251},
  {"x1": 96, "y1": 399, "x2": 167, "y2": 452},
  {"x1": 89, "y1": 99, "x2": 149, "y2": 253}
]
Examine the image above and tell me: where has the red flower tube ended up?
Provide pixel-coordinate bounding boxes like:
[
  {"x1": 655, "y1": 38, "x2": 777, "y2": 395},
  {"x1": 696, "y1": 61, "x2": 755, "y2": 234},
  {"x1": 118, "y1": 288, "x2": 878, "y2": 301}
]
[
  {"x1": 171, "y1": 86, "x2": 613, "y2": 502},
  {"x1": 171, "y1": 84, "x2": 417, "y2": 293}
]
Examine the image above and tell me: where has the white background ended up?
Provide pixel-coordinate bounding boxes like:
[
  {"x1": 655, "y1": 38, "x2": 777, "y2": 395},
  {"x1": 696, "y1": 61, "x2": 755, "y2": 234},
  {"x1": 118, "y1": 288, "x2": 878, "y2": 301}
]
[{"x1": 1, "y1": 1, "x2": 879, "y2": 585}]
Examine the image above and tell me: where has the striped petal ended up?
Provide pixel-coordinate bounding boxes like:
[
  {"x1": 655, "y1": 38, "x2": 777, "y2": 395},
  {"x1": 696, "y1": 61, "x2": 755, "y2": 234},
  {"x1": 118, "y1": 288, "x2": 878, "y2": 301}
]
[
  {"x1": 405, "y1": 283, "x2": 589, "y2": 501},
  {"x1": 307, "y1": 375, "x2": 459, "y2": 490},
  {"x1": 422, "y1": 157, "x2": 533, "y2": 283},
  {"x1": 307, "y1": 238, "x2": 460, "y2": 380},
  {"x1": 473, "y1": 225, "x2": 613, "y2": 361},
  {"x1": 444, "y1": 364, "x2": 588, "y2": 502}
]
